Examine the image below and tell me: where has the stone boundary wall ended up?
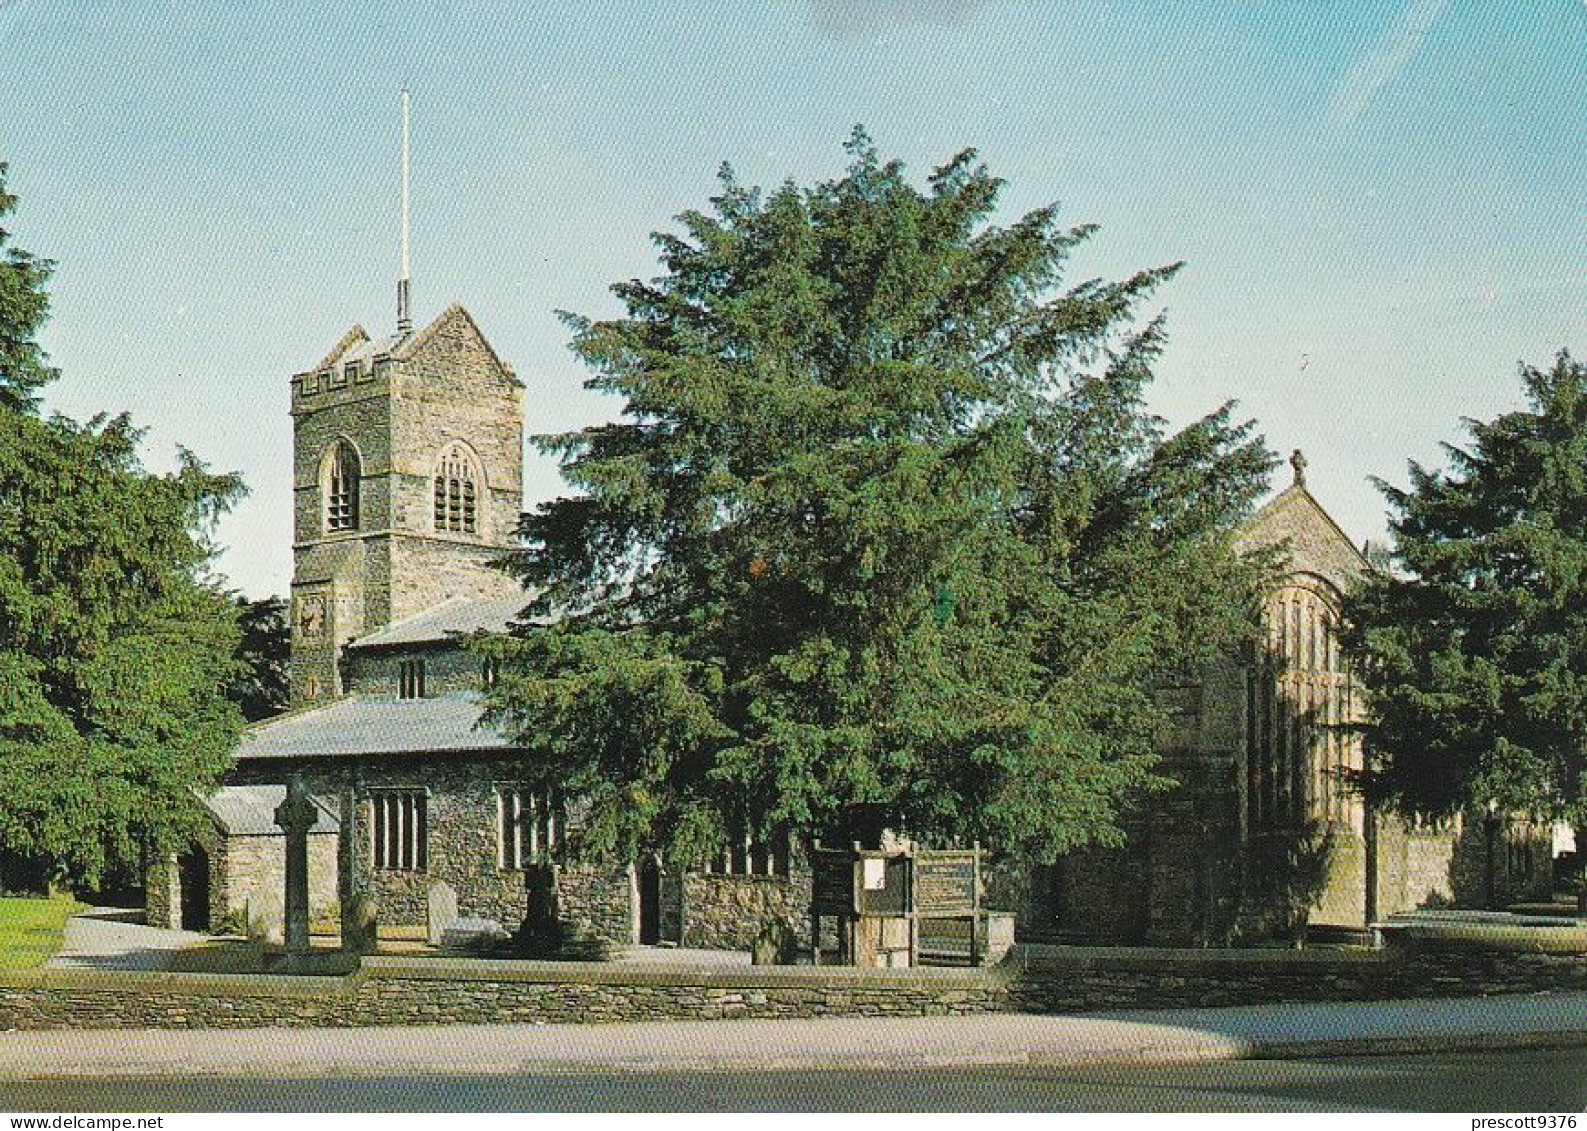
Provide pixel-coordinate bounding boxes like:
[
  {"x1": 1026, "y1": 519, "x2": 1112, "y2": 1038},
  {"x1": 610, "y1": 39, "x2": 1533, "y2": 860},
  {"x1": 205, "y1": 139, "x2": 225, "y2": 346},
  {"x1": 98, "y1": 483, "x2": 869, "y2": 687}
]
[{"x1": 2, "y1": 941, "x2": 1581, "y2": 1031}]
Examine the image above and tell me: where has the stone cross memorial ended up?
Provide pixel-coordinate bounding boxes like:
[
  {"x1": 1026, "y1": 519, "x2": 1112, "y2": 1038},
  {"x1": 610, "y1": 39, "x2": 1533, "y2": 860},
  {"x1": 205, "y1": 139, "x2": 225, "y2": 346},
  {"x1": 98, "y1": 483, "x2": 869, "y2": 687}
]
[{"x1": 273, "y1": 773, "x2": 320, "y2": 956}]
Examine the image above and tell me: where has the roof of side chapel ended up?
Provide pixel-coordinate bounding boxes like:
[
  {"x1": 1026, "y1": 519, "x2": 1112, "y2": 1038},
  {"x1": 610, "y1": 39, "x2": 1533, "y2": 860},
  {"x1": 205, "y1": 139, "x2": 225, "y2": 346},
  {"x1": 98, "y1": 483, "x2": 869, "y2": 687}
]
[{"x1": 236, "y1": 695, "x2": 512, "y2": 761}]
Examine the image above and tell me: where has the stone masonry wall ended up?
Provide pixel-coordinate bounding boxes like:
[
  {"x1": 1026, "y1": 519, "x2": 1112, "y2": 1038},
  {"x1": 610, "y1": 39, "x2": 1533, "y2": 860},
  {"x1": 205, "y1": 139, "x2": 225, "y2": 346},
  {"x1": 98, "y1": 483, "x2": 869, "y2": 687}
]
[
  {"x1": 343, "y1": 646, "x2": 500, "y2": 698},
  {"x1": 680, "y1": 872, "x2": 813, "y2": 951},
  {"x1": 220, "y1": 832, "x2": 339, "y2": 938},
  {"x1": 388, "y1": 537, "x2": 523, "y2": 625},
  {"x1": 230, "y1": 754, "x2": 633, "y2": 945},
  {"x1": 551, "y1": 864, "x2": 635, "y2": 947},
  {"x1": 2, "y1": 940, "x2": 1580, "y2": 1031}
]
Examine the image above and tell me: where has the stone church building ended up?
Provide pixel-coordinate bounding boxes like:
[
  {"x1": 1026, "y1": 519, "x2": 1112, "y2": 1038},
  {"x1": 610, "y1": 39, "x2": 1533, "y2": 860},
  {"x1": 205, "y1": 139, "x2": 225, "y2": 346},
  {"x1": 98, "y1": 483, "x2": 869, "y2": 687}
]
[
  {"x1": 1001, "y1": 454, "x2": 1553, "y2": 945},
  {"x1": 148, "y1": 303, "x2": 798, "y2": 949},
  {"x1": 147, "y1": 301, "x2": 1550, "y2": 950}
]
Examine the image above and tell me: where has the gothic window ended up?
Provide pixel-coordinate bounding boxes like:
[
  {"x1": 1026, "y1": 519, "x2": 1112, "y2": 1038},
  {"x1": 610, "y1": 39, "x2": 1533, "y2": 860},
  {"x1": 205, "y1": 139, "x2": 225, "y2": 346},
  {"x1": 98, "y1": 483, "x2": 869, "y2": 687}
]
[
  {"x1": 703, "y1": 825, "x2": 790, "y2": 877},
  {"x1": 324, "y1": 441, "x2": 361, "y2": 532},
  {"x1": 1248, "y1": 576, "x2": 1359, "y2": 832},
  {"x1": 496, "y1": 786, "x2": 562, "y2": 870},
  {"x1": 398, "y1": 658, "x2": 426, "y2": 699},
  {"x1": 433, "y1": 444, "x2": 479, "y2": 535},
  {"x1": 371, "y1": 790, "x2": 427, "y2": 871}
]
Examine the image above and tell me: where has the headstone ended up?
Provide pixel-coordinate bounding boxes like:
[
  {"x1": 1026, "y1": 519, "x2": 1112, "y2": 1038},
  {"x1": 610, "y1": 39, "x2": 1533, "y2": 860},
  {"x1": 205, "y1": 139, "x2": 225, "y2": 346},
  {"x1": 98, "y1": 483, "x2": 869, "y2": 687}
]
[
  {"x1": 427, "y1": 880, "x2": 459, "y2": 945},
  {"x1": 273, "y1": 773, "x2": 319, "y2": 957},
  {"x1": 440, "y1": 916, "x2": 505, "y2": 950}
]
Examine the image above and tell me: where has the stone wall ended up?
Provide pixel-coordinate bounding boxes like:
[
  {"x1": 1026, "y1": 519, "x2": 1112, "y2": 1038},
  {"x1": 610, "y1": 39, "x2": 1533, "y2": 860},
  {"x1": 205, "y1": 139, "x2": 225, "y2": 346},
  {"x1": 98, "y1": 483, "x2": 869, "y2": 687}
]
[
  {"x1": 680, "y1": 873, "x2": 812, "y2": 951},
  {"x1": 1021, "y1": 752, "x2": 1243, "y2": 946},
  {"x1": 550, "y1": 864, "x2": 635, "y2": 947},
  {"x1": 2, "y1": 939, "x2": 1581, "y2": 1031},
  {"x1": 230, "y1": 754, "x2": 632, "y2": 946},
  {"x1": 343, "y1": 644, "x2": 498, "y2": 698},
  {"x1": 221, "y1": 832, "x2": 339, "y2": 938},
  {"x1": 145, "y1": 854, "x2": 179, "y2": 931}
]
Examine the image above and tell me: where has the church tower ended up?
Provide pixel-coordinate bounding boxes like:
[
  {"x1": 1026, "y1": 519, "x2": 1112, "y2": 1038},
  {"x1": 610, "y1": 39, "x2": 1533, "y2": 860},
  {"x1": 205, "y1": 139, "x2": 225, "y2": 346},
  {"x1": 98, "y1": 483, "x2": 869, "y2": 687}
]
[
  {"x1": 287, "y1": 91, "x2": 524, "y2": 706},
  {"x1": 287, "y1": 307, "x2": 525, "y2": 705}
]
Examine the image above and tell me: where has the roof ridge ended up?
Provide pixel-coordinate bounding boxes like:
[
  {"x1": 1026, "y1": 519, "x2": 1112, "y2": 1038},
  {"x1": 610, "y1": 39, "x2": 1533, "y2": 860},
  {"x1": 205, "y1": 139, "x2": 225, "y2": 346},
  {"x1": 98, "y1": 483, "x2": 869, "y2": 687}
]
[
  {"x1": 311, "y1": 324, "x2": 370, "y2": 371},
  {"x1": 242, "y1": 693, "x2": 359, "y2": 733},
  {"x1": 391, "y1": 302, "x2": 521, "y2": 387}
]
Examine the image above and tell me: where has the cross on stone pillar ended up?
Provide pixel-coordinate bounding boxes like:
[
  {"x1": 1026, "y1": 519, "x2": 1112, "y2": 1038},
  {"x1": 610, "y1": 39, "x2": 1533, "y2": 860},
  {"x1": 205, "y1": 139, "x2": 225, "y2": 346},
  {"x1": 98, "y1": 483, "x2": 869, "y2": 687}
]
[
  {"x1": 274, "y1": 772, "x2": 319, "y2": 956},
  {"x1": 1290, "y1": 449, "x2": 1308, "y2": 487}
]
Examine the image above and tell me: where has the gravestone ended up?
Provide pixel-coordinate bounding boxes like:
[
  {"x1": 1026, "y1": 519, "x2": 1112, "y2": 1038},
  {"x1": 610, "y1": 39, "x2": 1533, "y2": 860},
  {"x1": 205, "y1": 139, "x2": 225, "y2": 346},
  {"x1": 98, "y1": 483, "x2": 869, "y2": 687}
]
[
  {"x1": 440, "y1": 916, "x2": 506, "y2": 950},
  {"x1": 427, "y1": 880, "x2": 459, "y2": 945}
]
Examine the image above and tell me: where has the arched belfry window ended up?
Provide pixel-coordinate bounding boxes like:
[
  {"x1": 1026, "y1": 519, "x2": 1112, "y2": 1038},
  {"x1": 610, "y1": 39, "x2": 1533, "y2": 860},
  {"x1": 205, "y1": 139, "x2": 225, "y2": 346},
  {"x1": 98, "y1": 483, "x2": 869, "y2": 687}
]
[
  {"x1": 324, "y1": 441, "x2": 361, "y2": 532},
  {"x1": 433, "y1": 443, "x2": 480, "y2": 535}
]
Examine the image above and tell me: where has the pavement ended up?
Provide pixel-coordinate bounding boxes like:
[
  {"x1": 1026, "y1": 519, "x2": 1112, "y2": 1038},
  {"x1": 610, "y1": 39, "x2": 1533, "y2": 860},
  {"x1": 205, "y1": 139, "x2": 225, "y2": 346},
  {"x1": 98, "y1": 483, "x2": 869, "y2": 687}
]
[
  {"x1": 46, "y1": 907, "x2": 211, "y2": 971},
  {"x1": 45, "y1": 906, "x2": 749, "y2": 971},
  {"x1": 1, "y1": 992, "x2": 1582, "y2": 1079}
]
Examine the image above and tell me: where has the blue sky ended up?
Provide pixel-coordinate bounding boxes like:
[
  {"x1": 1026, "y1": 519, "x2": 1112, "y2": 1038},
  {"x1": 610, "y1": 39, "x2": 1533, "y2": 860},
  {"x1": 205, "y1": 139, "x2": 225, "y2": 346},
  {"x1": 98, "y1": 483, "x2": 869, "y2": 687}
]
[{"x1": 1, "y1": 0, "x2": 1581, "y2": 597}]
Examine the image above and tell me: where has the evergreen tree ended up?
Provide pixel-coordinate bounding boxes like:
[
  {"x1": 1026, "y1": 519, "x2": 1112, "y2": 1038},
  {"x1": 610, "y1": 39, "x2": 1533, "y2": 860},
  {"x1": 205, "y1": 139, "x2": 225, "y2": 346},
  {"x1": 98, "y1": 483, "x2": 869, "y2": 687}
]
[
  {"x1": 484, "y1": 133, "x2": 1275, "y2": 867},
  {"x1": 227, "y1": 595, "x2": 291, "y2": 722},
  {"x1": 1342, "y1": 353, "x2": 1585, "y2": 873},
  {"x1": 0, "y1": 163, "x2": 56, "y2": 414},
  {"x1": 0, "y1": 163, "x2": 246, "y2": 889}
]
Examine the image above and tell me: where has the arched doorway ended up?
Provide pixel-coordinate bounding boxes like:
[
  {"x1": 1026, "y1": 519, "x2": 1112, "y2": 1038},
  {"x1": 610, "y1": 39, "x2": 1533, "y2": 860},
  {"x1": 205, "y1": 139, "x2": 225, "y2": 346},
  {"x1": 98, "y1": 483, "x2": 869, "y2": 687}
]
[
  {"x1": 178, "y1": 847, "x2": 210, "y2": 932},
  {"x1": 638, "y1": 858, "x2": 662, "y2": 944}
]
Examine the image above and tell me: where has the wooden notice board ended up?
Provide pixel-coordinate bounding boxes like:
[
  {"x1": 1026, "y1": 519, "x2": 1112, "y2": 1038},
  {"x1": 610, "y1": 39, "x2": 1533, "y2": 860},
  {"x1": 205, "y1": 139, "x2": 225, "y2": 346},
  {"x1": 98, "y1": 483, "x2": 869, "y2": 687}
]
[{"x1": 912, "y1": 850, "x2": 978, "y2": 917}]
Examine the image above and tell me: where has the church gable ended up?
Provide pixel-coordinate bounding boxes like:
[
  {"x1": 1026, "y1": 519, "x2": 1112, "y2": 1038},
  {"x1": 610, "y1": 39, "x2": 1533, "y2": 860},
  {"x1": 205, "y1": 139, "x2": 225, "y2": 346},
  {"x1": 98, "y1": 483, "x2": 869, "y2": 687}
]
[
  {"x1": 311, "y1": 323, "x2": 372, "y2": 372},
  {"x1": 394, "y1": 302, "x2": 521, "y2": 392},
  {"x1": 1236, "y1": 452, "x2": 1369, "y2": 595}
]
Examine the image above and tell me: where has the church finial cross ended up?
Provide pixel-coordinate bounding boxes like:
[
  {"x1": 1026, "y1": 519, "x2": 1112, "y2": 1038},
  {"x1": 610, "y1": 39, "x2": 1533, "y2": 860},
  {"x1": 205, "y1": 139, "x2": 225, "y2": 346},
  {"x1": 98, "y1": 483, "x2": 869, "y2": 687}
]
[{"x1": 1290, "y1": 449, "x2": 1308, "y2": 487}]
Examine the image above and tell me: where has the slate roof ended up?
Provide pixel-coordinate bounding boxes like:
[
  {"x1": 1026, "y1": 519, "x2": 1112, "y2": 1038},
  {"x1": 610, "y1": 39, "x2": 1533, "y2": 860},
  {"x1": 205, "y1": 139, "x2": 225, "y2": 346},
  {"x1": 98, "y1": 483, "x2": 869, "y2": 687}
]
[
  {"x1": 200, "y1": 784, "x2": 339, "y2": 835},
  {"x1": 235, "y1": 694, "x2": 513, "y2": 761},
  {"x1": 336, "y1": 330, "x2": 408, "y2": 367},
  {"x1": 347, "y1": 591, "x2": 539, "y2": 650}
]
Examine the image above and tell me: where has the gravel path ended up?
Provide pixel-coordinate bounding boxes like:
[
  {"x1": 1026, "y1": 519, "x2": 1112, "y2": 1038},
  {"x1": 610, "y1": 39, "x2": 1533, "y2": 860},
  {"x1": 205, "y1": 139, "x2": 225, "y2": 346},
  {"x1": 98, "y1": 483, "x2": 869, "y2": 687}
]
[{"x1": 47, "y1": 906, "x2": 212, "y2": 970}]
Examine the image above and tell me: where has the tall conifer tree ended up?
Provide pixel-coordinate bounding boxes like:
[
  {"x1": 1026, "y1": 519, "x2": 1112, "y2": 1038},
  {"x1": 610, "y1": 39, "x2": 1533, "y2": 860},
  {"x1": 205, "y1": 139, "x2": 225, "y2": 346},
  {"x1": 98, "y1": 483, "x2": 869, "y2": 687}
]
[
  {"x1": 485, "y1": 134, "x2": 1275, "y2": 866},
  {"x1": 1343, "y1": 353, "x2": 1585, "y2": 899},
  {"x1": 0, "y1": 163, "x2": 246, "y2": 889}
]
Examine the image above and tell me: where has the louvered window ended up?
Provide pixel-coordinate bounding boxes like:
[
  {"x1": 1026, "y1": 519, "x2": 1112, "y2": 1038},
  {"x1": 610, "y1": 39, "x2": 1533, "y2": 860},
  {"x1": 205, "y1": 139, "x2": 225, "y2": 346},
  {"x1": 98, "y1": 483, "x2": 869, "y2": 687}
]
[
  {"x1": 325, "y1": 442, "x2": 360, "y2": 532},
  {"x1": 433, "y1": 446, "x2": 478, "y2": 534}
]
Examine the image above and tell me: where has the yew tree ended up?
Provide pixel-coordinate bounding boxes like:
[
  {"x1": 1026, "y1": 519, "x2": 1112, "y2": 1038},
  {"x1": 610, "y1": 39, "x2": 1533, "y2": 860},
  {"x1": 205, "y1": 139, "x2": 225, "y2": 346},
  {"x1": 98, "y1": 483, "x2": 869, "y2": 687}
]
[
  {"x1": 0, "y1": 163, "x2": 246, "y2": 890},
  {"x1": 1342, "y1": 354, "x2": 1586, "y2": 854},
  {"x1": 485, "y1": 133, "x2": 1275, "y2": 866}
]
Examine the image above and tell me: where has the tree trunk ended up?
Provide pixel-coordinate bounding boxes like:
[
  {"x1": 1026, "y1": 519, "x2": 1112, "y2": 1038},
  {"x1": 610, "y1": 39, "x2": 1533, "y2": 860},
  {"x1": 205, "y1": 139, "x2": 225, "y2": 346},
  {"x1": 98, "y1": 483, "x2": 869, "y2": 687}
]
[{"x1": 1576, "y1": 824, "x2": 1587, "y2": 913}]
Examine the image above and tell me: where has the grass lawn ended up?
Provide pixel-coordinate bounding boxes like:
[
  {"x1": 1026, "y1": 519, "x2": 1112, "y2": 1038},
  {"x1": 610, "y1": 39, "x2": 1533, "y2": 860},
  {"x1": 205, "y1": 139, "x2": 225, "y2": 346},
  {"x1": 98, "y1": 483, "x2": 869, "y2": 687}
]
[{"x1": 0, "y1": 895, "x2": 81, "y2": 970}]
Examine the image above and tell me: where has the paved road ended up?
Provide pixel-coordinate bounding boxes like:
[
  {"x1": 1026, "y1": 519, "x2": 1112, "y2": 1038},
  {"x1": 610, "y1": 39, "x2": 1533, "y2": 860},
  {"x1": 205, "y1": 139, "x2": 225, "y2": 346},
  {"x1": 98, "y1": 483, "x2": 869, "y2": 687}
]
[{"x1": 2, "y1": 1049, "x2": 1581, "y2": 1112}]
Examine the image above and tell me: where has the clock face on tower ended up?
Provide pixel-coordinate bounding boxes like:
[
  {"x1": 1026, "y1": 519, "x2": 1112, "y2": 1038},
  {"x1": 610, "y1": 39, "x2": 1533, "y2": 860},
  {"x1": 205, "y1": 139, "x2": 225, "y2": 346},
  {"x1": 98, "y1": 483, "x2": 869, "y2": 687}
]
[{"x1": 297, "y1": 595, "x2": 326, "y2": 641}]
